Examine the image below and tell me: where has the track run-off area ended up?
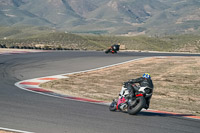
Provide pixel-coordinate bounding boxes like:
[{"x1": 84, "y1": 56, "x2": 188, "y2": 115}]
[{"x1": 0, "y1": 50, "x2": 200, "y2": 133}]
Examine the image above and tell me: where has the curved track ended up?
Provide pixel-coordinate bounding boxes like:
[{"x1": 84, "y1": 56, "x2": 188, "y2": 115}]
[{"x1": 0, "y1": 51, "x2": 200, "y2": 133}]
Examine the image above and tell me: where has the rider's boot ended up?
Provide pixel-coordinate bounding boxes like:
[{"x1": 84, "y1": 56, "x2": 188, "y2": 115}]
[{"x1": 144, "y1": 100, "x2": 150, "y2": 110}]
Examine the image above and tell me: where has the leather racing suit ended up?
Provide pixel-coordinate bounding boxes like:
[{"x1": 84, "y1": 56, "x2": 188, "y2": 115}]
[{"x1": 125, "y1": 77, "x2": 154, "y2": 109}]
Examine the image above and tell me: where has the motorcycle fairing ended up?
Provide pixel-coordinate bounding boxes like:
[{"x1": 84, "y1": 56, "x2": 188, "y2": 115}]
[{"x1": 116, "y1": 97, "x2": 126, "y2": 110}]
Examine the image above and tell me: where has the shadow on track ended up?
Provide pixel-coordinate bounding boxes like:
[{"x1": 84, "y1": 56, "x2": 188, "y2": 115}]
[
  {"x1": 111, "y1": 109, "x2": 198, "y2": 120},
  {"x1": 137, "y1": 111, "x2": 199, "y2": 120}
]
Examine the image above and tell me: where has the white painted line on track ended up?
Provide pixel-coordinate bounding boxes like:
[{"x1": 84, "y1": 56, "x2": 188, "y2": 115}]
[
  {"x1": 0, "y1": 127, "x2": 34, "y2": 133},
  {"x1": 61, "y1": 57, "x2": 151, "y2": 76},
  {"x1": 15, "y1": 57, "x2": 150, "y2": 105}
]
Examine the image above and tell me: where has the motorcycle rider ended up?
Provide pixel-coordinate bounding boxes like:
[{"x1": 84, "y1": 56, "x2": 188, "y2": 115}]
[
  {"x1": 105, "y1": 44, "x2": 120, "y2": 54},
  {"x1": 120, "y1": 73, "x2": 154, "y2": 109},
  {"x1": 111, "y1": 44, "x2": 120, "y2": 51}
]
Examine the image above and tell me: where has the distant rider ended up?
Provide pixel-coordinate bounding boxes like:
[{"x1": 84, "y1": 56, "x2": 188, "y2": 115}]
[{"x1": 111, "y1": 44, "x2": 120, "y2": 53}]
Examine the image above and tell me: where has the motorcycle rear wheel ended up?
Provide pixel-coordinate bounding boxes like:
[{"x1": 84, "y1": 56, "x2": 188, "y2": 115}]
[{"x1": 128, "y1": 96, "x2": 146, "y2": 115}]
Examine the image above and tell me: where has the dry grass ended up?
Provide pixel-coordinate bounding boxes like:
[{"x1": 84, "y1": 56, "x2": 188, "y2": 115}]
[{"x1": 41, "y1": 57, "x2": 200, "y2": 116}]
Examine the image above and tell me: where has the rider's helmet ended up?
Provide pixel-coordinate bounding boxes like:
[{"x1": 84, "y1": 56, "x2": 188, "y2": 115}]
[{"x1": 143, "y1": 73, "x2": 151, "y2": 79}]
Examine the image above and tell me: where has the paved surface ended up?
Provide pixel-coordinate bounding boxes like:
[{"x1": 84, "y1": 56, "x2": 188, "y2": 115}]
[{"x1": 0, "y1": 51, "x2": 200, "y2": 133}]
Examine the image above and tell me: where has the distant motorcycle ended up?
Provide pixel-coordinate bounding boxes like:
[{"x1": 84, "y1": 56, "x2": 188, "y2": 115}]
[
  {"x1": 109, "y1": 82, "x2": 153, "y2": 115},
  {"x1": 105, "y1": 44, "x2": 120, "y2": 54}
]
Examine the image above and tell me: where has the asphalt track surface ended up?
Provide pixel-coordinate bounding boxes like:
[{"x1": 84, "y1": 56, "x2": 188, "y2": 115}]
[{"x1": 0, "y1": 51, "x2": 200, "y2": 133}]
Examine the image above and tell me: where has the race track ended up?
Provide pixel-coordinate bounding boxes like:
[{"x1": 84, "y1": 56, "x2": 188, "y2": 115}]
[{"x1": 0, "y1": 51, "x2": 200, "y2": 133}]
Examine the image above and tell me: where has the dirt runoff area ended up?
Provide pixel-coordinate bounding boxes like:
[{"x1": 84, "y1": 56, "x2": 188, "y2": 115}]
[
  {"x1": 40, "y1": 56, "x2": 200, "y2": 116},
  {"x1": 0, "y1": 48, "x2": 34, "y2": 53},
  {"x1": 0, "y1": 131, "x2": 15, "y2": 133}
]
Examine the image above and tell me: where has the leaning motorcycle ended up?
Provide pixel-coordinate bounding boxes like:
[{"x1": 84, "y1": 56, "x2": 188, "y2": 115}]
[
  {"x1": 105, "y1": 44, "x2": 120, "y2": 54},
  {"x1": 105, "y1": 47, "x2": 117, "y2": 54},
  {"x1": 109, "y1": 82, "x2": 153, "y2": 115}
]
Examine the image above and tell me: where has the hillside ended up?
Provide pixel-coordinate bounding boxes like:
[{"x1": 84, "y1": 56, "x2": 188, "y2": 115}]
[
  {"x1": 0, "y1": 30, "x2": 200, "y2": 53},
  {"x1": 0, "y1": 0, "x2": 200, "y2": 35}
]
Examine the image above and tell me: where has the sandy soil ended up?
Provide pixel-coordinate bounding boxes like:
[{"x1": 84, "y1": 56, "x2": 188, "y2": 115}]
[
  {"x1": 0, "y1": 48, "x2": 42, "y2": 54},
  {"x1": 0, "y1": 48, "x2": 34, "y2": 52},
  {"x1": 0, "y1": 131, "x2": 15, "y2": 133}
]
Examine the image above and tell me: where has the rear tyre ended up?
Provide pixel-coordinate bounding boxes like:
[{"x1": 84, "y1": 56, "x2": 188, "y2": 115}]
[{"x1": 128, "y1": 96, "x2": 146, "y2": 115}]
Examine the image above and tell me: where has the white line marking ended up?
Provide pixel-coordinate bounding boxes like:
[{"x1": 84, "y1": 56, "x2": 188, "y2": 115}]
[
  {"x1": 60, "y1": 57, "x2": 150, "y2": 76},
  {"x1": 0, "y1": 127, "x2": 34, "y2": 133},
  {"x1": 15, "y1": 57, "x2": 150, "y2": 105}
]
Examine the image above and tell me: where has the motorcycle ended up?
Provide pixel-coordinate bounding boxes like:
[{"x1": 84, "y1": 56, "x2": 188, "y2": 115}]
[
  {"x1": 105, "y1": 44, "x2": 120, "y2": 54},
  {"x1": 109, "y1": 82, "x2": 153, "y2": 115}
]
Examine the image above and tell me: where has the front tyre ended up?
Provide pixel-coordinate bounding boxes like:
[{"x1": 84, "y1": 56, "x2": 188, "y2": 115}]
[
  {"x1": 105, "y1": 49, "x2": 111, "y2": 54},
  {"x1": 109, "y1": 100, "x2": 117, "y2": 111},
  {"x1": 128, "y1": 96, "x2": 146, "y2": 115}
]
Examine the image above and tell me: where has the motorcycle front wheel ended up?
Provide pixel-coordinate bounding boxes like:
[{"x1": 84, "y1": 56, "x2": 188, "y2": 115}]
[
  {"x1": 109, "y1": 100, "x2": 117, "y2": 111},
  {"x1": 105, "y1": 49, "x2": 111, "y2": 54},
  {"x1": 128, "y1": 96, "x2": 146, "y2": 115}
]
